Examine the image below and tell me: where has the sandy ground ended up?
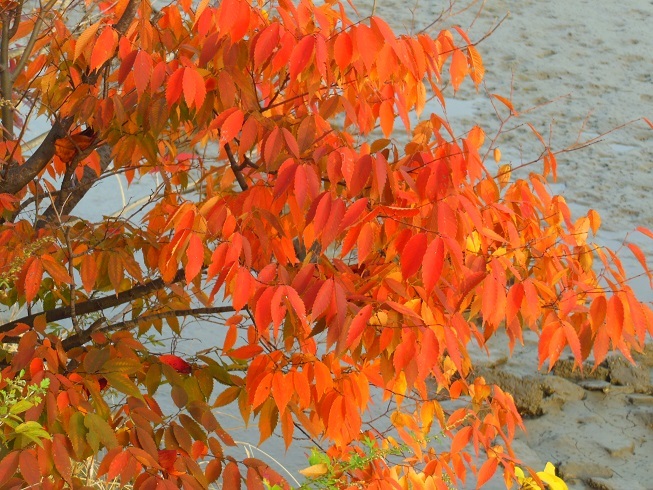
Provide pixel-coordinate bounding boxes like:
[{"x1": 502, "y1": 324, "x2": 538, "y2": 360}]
[
  {"x1": 470, "y1": 332, "x2": 653, "y2": 490},
  {"x1": 367, "y1": 1, "x2": 653, "y2": 488},
  {"x1": 439, "y1": 2, "x2": 653, "y2": 489}
]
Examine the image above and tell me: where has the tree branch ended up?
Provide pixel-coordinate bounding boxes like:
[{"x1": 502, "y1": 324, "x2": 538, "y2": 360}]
[
  {"x1": 11, "y1": 0, "x2": 58, "y2": 83},
  {"x1": 0, "y1": 268, "x2": 186, "y2": 335},
  {"x1": 0, "y1": 0, "x2": 139, "y2": 196},
  {"x1": 38, "y1": 144, "x2": 112, "y2": 226},
  {"x1": 61, "y1": 306, "x2": 236, "y2": 350},
  {"x1": 224, "y1": 143, "x2": 248, "y2": 191},
  {"x1": 1, "y1": 12, "x2": 13, "y2": 137}
]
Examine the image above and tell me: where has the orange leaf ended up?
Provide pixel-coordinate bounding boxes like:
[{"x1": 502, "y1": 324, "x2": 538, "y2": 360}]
[
  {"x1": 491, "y1": 93, "x2": 515, "y2": 114},
  {"x1": 449, "y1": 48, "x2": 468, "y2": 92},
  {"x1": 333, "y1": 32, "x2": 353, "y2": 71},
  {"x1": 562, "y1": 321, "x2": 582, "y2": 363},
  {"x1": 252, "y1": 372, "x2": 273, "y2": 409},
  {"x1": 476, "y1": 457, "x2": 498, "y2": 489},
  {"x1": 450, "y1": 426, "x2": 472, "y2": 453},
  {"x1": 271, "y1": 372, "x2": 292, "y2": 415},
  {"x1": 183, "y1": 67, "x2": 206, "y2": 109},
  {"x1": 107, "y1": 450, "x2": 130, "y2": 482},
  {"x1": 220, "y1": 109, "x2": 244, "y2": 145},
  {"x1": 379, "y1": 100, "x2": 394, "y2": 138},
  {"x1": 74, "y1": 21, "x2": 101, "y2": 61},
  {"x1": 232, "y1": 267, "x2": 252, "y2": 311},
  {"x1": 107, "y1": 253, "x2": 123, "y2": 291},
  {"x1": 467, "y1": 45, "x2": 484, "y2": 86},
  {"x1": 166, "y1": 67, "x2": 184, "y2": 107},
  {"x1": 185, "y1": 233, "x2": 204, "y2": 283},
  {"x1": 41, "y1": 254, "x2": 72, "y2": 284},
  {"x1": 90, "y1": 27, "x2": 118, "y2": 71},
  {"x1": 311, "y1": 279, "x2": 333, "y2": 321}
]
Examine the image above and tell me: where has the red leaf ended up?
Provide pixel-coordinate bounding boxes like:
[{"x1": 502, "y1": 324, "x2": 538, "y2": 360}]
[
  {"x1": 133, "y1": 50, "x2": 153, "y2": 96},
  {"x1": 166, "y1": 67, "x2": 184, "y2": 107},
  {"x1": 254, "y1": 23, "x2": 280, "y2": 70},
  {"x1": 19, "y1": 450, "x2": 40, "y2": 486},
  {"x1": 52, "y1": 434, "x2": 72, "y2": 484},
  {"x1": 222, "y1": 461, "x2": 241, "y2": 490},
  {"x1": 289, "y1": 35, "x2": 315, "y2": 80},
  {"x1": 311, "y1": 279, "x2": 333, "y2": 320},
  {"x1": 339, "y1": 198, "x2": 368, "y2": 232},
  {"x1": 107, "y1": 450, "x2": 131, "y2": 482},
  {"x1": 346, "y1": 304, "x2": 372, "y2": 348},
  {"x1": 422, "y1": 237, "x2": 444, "y2": 294},
  {"x1": 159, "y1": 354, "x2": 192, "y2": 374},
  {"x1": 24, "y1": 257, "x2": 43, "y2": 302},
  {"x1": 401, "y1": 232, "x2": 427, "y2": 279},
  {"x1": 0, "y1": 451, "x2": 19, "y2": 485},
  {"x1": 90, "y1": 27, "x2": 118, "y2": 71}
]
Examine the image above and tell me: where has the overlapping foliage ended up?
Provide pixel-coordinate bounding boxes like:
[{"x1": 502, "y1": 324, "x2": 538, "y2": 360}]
[{"x1": 0, "y1": 0, "x2": 650, "y2": 488}]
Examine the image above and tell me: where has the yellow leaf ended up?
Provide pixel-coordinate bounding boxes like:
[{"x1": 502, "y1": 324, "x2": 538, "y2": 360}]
[
  {"x1": 498, "y1": 163, "x2": 511, "y2": 189},
  {"x1": 493, "y1": 147, "x2": 501, "y2": 163},
  {"x1": 537, "y1": 462, "x2": 568, "y2": 490},
  {"x1": 298, "y1": 463, "x2": 328, "y2": 478}
]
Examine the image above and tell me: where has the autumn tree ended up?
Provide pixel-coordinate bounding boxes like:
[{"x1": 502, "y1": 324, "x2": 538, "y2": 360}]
[{"x1": 0, "y1": 0, "x2": 650, "y2": 488}]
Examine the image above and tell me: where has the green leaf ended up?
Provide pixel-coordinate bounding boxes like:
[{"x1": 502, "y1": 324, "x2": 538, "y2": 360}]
[
  {"x1": 103, "y1": 357, "x2": 142, "y2": 375},
  {"x1": 68, "y1": 412, "x2": 88, "y2": 458},
  {"x1": 83, "y1": 347, "x2": 111, "y2": 374},
  {"x1": 103, "y1": 372, "x2": 143, "y2": 399},
  {"x1": 84, "y1": 413, "x2": 118, "y2": 451},
  {"x1": 9, "y1": 399, "x2": 34, "y2": 415}
]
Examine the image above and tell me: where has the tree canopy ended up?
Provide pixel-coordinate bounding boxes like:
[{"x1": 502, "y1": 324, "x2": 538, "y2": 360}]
[{"x1": 0, "y1": 0, "x2": 650, "y2": 488}]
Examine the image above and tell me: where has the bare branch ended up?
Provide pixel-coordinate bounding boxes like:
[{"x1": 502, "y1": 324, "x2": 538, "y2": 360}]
[
  {"x1": 11, "y1": 0, "x2": 58, "y2": 82},
  {"x1": 38, "y1": 145, "x2": 112, "y2": 225},
  {"x1": 0, "y1": 0, "x2": 140, "y2": 196},
  {"x1": 1, "y1": 12, "x2": 13, "y2": 137},
  {"x1": 0, "y1": 268, "x2": 187, "y2": 335},
  {"x1": 61, "y1": 306, "x2": 236, "y2": 350},
  {"x1": 224, "y1": 143, "x2": 249, "y2": 191}
]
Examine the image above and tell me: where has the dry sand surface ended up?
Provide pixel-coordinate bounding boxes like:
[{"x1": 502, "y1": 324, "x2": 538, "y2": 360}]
[
  {"x1": 442, "y1": 2, "x2": 653, "y2": 489},
  {"x1": 364, "y1": 1, "x2": 653, "y2": 488}
]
